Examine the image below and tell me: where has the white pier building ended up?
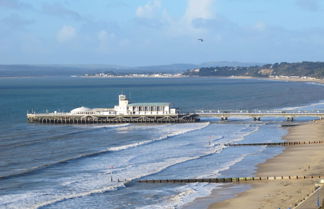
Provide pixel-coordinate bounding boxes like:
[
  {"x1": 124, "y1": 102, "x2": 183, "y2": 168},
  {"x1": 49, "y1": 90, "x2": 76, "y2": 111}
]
[
  {"x1": 114, "y1": 94, "x2": 177, "y2": 115},
  {"x1": 69, "y1": 94, "x2": 177, "y2": 116},
  {"x1": 27, "y1": 94, "x2": 199, "y2": 124}
]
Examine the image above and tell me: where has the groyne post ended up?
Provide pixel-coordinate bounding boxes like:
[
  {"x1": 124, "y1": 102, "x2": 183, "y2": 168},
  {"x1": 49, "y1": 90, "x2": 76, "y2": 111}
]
[{"x1": 138, "y1": 176, "x2": 323, "y2": 184}]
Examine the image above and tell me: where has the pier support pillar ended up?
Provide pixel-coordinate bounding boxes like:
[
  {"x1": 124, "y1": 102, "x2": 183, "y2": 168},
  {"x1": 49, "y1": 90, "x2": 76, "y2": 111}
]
[
  {"x1": 253, "y1": 117, "x2": 261, "y2": 121},
  {"x1": 221, "y1": 116, "x2": 228, "y2": 121},
  {"x1": 286, "y1": 117, "x2": 294, "y2": 121}
]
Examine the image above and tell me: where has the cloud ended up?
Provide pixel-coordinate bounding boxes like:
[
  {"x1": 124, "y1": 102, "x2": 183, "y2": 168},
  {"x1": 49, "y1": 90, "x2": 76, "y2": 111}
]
[
  {"x1": 0, "y1": 0, "x2": 32, "y2": 10},
  {"x1": 136, "y1": 0, "x2": 161, "y2": 19},
  {"x1": 42, "y1": 3, "x2": 83, "y2": 21},
  {"x1": 98, "y1": 30, "x2": 109, "y2": 43},
  {"x1": 135, "y1": 0, "x2": 169, "y2": 29},
  {"x1": 97, "y1": 30, "x2": 112, "y2": 50},
  {"x1": 165, "y1": 0, "x2": 215, "y2": 36},
  {"x1": 254, "y1": 21, "x2": 267, "y2": 31},
  {"x1": 57, "y1": 25, "x2": 76, "y2": 43},
  {"x1": 296, "y1": 0, "x2": 320, "y2": 11},
  {"x1": 183, "y1": 0, "x2": 214, "y2": 23},
  {"x1": 133, "y1": 0, "x2": 216, "y2": 35}
]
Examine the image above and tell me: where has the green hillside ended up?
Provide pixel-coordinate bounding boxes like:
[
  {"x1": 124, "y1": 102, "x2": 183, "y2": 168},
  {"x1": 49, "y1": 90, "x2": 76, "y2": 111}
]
[{"x1": 183, "y1": 62, "x2": 324, "y2": 78}]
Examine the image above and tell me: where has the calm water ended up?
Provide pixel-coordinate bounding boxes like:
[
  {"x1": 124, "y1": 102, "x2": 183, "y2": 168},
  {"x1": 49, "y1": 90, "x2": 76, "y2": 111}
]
[{"x1": 1, "y1": 77, "x2": 324, "y2": 209}]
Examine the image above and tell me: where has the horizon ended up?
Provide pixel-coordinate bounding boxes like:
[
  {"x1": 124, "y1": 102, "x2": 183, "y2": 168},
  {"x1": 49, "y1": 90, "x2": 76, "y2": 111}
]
[
  {"x1": 0, "y1": 61, "x2": 260, "y2": 67},
  {"x1": 1, "y1": 60, "x2": 324, "y2": 68},
  {"x1": 1, "y1": 0, "x2": 324, "y2": 66}
]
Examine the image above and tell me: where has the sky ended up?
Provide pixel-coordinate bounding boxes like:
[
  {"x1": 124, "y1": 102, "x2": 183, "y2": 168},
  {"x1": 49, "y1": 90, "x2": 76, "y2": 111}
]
[{"x1": 1, "y1": 0, "x2": 324, "y2": 66}]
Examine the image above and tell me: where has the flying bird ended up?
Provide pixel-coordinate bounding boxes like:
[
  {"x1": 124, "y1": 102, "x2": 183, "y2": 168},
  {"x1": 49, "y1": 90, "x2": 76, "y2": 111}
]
[{"x1": 197, "y1": 38, "x2": 204, "y2": 42}]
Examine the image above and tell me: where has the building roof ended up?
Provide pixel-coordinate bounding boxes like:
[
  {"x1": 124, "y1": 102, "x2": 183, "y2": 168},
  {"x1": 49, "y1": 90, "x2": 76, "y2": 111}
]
[
  {"x1": 128, "y1": 102, "x2": 170, "y2": 106},
  {"x1": 92, "y1": 108, "x2": 115, "y2": 111},
  {"x1": 70, "y1": 106, "x2": 92, "y2": 114}
]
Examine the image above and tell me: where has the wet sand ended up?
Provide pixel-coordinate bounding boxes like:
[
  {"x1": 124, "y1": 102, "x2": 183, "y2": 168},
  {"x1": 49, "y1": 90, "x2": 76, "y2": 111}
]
[{"x1": 209, "y1": 120, "x2": 324, "y2": 209}]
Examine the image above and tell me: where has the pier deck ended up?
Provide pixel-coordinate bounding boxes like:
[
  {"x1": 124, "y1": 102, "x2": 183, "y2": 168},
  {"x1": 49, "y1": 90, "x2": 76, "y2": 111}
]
[
  {"x1": 27, "y1": 113, "x2": 199, "y2": 124},
  {"x1": 27, "y1": 110, "x2": 324, "y2": 124},
  {"x1": 196, "y1": 111, "x2": 324, "y2": 121}
]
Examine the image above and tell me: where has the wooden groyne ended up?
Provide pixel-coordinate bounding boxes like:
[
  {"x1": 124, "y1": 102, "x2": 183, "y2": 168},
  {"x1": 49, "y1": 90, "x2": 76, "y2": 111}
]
[
  {"x1": 139, "y1": 176, "x2": 323, "y2": 184},
  {"x1": 225, "y1": 141, "x2": 324, "y2": 147}
]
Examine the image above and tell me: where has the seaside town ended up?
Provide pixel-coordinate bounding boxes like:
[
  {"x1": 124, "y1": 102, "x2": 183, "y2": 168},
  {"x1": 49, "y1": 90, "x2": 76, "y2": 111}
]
[{"x1": 80, "y1": 72, "x2": 186, "y2": 78}]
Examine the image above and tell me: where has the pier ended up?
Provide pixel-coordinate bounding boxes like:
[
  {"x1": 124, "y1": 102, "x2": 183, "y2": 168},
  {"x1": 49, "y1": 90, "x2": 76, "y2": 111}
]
[
  {"x1": 196, "y1": 110, "x2": 324, "y2": 121},
  {"x1": 26, "y1": 94, "x2": 199, "y2": 124},
  {"x1": 27, "y1": 110, "x2": 324, "y2": 124},
  {"x1": 26, "y1": 94, "x2": 324, "y2": 124},
  {"x1": 27, "y1": 113, "x2": 199, "y2": 124}
]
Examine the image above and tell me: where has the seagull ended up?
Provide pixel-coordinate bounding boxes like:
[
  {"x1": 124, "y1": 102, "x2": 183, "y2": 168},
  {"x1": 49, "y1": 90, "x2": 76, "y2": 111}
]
[{"x1": 198, "y1": 38, "x2": 204, "y2": 42}]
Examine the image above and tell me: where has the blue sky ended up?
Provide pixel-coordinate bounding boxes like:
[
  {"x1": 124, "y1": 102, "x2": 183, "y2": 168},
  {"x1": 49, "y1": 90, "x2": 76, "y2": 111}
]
[{"x1": 1, "y1": 0, "x2": 324, "y2": 66}]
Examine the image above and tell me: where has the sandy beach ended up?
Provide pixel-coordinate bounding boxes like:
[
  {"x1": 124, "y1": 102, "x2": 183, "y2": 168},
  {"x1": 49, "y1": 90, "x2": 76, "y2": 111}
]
[
  {"x1": 228, "y1": 75, "x2": 324, "y2": 85},
  {"x1": 267, "y1": 76, "x2": 324, "y2": 84},
  {"x1": 209, "y1": 120, "x2": 324, "y2": 209}
]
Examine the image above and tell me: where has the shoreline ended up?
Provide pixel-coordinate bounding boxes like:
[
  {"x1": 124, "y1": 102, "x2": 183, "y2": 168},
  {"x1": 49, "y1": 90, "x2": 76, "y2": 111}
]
[
  {"x1": 222, "y1": 75, "x2": 324, "y2": 85},
  {"x1": 209, "y1": 120, "x2": 324, "y2": 209}
]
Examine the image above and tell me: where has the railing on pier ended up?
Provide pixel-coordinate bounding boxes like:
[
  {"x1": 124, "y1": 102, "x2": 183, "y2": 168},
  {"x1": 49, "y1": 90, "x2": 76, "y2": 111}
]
[
  {"x1": 194, "y1": 110, "x2": 324, "y2": 121},
  {"x1": 196, "y1": 110, "x2": 324, "y2": 114}
]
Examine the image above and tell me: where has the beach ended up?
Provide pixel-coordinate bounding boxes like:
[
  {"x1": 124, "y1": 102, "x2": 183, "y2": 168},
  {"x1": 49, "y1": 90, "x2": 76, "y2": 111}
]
[
  {"x1": 210, "y1": 120, "x2": 324, "y2": 209},
  {"x1": 228, "y1": 75, "x2": 324, "y2": 85}
]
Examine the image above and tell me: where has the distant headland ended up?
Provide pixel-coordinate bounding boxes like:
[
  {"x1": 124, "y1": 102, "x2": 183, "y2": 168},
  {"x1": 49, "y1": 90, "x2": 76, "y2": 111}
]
[
  {"x1": 2, "y1": 62, "x2": 324, "y2": 82},
  {"x1": 80, "y1": 61, "x2": 324, "y2": 82},
  {"x1": 183, "y1": 61, "x2": 324, "y2": 79}
]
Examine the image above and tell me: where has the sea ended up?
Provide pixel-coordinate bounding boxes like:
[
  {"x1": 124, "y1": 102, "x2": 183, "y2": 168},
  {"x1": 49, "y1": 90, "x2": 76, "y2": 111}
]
[{"x1": 1, "y1": 77, "x2": 324, "y2": 209}]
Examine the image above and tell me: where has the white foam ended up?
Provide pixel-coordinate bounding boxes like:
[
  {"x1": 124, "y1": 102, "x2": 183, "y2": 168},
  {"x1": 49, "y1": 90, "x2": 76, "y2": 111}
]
[
  {"x1": 139, "y1": 155, "x2": 249, "y2": 209},
  {"x1": 214, "y1": 124, "x2": 260, "y2": 145},
  {"x1": 276, "y1": 99, "x2": 324, "y2": 112},
  {"x1": 72, "y1": 123, "x2": 130, "y2": 129},
  {"x1": 0, "y1": 123, "x2": 212, "y2": 209},
  {"x1": 0, "y1": 122, "x2": 266, "y2": 209},
  {"x1": 5, "y1": 155, "x2": 213, "y2": 209},
  {"x1": 0, "y1": 123, "x2": 210, "y2": 180},
  {"x1": 110, "y1": 124, "x2": 260, "y2": 209},
  {"x1": 136, "y1": 124, "x2": 267, "y2": 209},
  {"x1": 107, "y1": 122, "x2": 210, "y2": 152},
  {"x1": 29, "y1": 184, "x2": 122, "y2": 209}
]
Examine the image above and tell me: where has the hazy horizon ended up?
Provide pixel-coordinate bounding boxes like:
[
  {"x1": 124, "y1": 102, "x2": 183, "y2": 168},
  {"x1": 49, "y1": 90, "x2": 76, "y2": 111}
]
[{"x1": 0, "y1": 61, "x2": 264, "y2": 67}]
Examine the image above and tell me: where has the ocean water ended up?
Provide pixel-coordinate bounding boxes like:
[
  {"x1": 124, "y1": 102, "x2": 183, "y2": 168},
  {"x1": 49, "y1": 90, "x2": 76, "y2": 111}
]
[{"x1": 1, "y1": 77, "x2": 324, "y2": 209}]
